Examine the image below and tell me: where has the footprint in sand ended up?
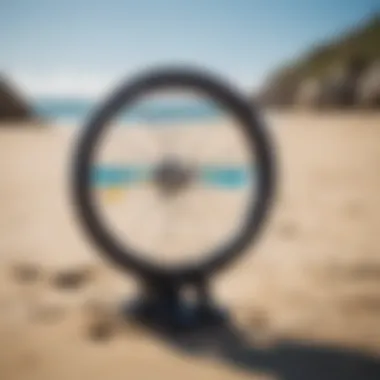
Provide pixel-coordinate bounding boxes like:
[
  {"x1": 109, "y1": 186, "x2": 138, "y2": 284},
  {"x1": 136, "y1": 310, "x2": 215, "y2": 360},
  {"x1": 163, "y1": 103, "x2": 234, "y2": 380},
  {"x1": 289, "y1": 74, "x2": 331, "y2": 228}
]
[
  {"x1": 28, "y1": 300, "x2": 67, "y2": 324},
  {"x1": 49, "y1": 266, "x2": 97, "y2": 291},
  {"x1": 8, "y1": 263, "x2": 100, "y2": 325},
  {"x1": 277, "y1": 220, "x2": 299, "y2": 239},
  {"x1": 82, "y1": 298, "x2": 142, "y2": 342},
  {"x1": 10, "y1": 262, "x2": 43, "y2": 284},
  {"x1": 82, "y1": 299, "x2": 120, "y2": 342}
]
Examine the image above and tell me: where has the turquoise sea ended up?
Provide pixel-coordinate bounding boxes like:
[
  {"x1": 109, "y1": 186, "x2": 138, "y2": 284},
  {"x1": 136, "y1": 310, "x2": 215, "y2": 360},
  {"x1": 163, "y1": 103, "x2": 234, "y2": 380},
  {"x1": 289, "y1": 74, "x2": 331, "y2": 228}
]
[
  {"x1": 34, "y1": 98, "x2": 223, "y2": 125},
  {"x1": 34, "y1": 98, "x2": 252, "y2": 189}
]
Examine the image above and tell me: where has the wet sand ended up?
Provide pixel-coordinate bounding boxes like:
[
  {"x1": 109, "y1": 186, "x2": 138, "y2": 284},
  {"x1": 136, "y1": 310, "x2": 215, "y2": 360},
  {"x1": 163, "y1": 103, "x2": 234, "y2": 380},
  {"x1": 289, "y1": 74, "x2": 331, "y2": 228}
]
[{"x1": 0, "y1": 112, "x2": 380, "y2": 380}]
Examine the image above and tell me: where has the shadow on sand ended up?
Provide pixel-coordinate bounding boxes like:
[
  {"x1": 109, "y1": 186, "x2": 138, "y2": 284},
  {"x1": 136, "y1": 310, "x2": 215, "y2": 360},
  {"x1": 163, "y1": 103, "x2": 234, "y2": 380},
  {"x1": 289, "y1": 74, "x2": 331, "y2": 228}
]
[{"x1": 136, "y1": 318, "x2": 380, "y2": 380}]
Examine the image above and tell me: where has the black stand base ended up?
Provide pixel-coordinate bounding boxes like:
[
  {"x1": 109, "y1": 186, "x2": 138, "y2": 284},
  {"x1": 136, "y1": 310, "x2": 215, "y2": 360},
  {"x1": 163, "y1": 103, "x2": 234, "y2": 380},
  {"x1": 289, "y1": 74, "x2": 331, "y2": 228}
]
[{"x1": 122, "y1": 280, "x2": 228, "y2": 332}]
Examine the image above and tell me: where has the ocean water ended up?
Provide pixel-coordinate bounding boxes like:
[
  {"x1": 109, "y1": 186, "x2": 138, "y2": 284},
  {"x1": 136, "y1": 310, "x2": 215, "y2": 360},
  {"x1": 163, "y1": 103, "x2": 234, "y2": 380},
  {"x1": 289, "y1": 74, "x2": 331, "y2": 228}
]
[
  {"x1": 34, "y1": 98, "x2": 224, "y2": 125},
  {"x1": 35, "y1": 98, "x2": 252, "y2": 189}
]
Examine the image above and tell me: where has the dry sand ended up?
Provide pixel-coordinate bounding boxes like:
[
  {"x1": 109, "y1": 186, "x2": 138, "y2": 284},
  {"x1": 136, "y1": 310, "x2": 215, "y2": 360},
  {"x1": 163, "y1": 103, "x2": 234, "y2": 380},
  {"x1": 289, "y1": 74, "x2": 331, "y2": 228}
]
[{"x1": 0, "y1": 112, "x2": 380, "y2": 380}]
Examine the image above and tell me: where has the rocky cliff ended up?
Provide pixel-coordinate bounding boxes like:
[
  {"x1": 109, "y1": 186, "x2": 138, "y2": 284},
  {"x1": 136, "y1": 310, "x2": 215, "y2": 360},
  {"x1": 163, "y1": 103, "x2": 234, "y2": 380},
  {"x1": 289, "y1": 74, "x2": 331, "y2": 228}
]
[
  {"x1": 258, "y1": 16, "x2": 380, "y2": 109},
  {"x1": 0, "y1": 75, "x2": 34, "y2": 121}
]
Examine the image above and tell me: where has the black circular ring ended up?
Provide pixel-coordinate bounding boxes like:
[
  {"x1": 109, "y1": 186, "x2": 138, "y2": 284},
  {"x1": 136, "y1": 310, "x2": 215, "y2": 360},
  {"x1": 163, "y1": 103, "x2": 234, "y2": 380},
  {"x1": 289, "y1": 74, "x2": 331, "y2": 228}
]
[{"x1": 71, "y1": 66, "x2": 275, "y2": 284}]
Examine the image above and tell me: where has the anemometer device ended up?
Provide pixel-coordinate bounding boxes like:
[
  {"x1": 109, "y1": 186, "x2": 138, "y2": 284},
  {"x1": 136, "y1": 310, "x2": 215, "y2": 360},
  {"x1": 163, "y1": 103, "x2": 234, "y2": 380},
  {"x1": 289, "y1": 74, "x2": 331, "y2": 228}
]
[{"x1": 72, "y1": 67, "x2": 275, "y2": 330}]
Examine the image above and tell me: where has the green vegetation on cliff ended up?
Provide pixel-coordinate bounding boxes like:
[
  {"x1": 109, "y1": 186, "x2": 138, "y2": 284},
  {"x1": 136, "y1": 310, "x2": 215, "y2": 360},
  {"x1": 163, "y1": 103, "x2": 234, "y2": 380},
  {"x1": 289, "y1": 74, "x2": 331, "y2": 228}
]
[
  {"x1": 259, "y1": 15, "x2": 380, "y2": 107},
  {"x1": 294, "y1": 15, "x2": 380, "y2": 78}
]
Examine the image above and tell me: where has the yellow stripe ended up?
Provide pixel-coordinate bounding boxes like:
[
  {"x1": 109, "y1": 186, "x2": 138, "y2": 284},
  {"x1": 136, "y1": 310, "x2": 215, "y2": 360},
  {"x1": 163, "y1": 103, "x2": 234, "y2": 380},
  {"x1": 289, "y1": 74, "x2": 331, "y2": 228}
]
[{"x1": 99, "y1": 187, "x2": 126, "y2": 203}]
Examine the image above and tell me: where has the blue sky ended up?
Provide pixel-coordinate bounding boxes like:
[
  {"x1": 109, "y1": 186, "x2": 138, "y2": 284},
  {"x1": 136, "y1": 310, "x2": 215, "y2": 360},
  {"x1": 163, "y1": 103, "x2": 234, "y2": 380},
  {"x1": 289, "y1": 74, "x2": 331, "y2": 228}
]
[{"x1": 1, "y1": 0, "x2": 379, "y2": 98}]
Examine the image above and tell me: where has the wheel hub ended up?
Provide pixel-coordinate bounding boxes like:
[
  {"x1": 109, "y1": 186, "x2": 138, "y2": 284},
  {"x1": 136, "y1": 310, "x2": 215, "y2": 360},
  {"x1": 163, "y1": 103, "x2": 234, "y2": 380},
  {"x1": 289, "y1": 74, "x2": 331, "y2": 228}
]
[{"x1": 153, "y1": 158, "x2": 195, "y2": 196}]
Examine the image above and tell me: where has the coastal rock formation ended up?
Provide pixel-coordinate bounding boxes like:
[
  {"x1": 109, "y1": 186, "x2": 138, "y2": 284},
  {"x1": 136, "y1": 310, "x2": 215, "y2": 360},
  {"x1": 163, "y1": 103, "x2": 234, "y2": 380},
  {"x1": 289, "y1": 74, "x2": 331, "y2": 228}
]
[
  {"x1": 257, "y1": 67, "x2": 299, "y2": 108},
  {"x1": 0, "y1": 75, "x2": 34, "y2": 121},
  {"x1": 295, "y1": 78, "x2": 324, "y2": 108},
  {"x1": 283, "y1": 61, "x2": 367, "y2": 109},
  {"x1": 358, "y1": 61, "x2": 380, "y2": 107},
  {"x1": 323, "y1": 65, "x2": 352, "y2": 107},
  {"x1": 322, "y1": 62, "x2": 364, "y2": 108},
  {"x1": 257, "y1": 16, "x2": 380, "y2": 109}
]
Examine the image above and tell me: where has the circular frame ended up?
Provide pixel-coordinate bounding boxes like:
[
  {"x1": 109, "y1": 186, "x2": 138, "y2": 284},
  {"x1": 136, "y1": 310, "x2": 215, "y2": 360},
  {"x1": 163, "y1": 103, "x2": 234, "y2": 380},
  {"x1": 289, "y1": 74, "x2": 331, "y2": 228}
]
[{"x1": 72, "y1": 66, "x2": 275, "y2": 283}]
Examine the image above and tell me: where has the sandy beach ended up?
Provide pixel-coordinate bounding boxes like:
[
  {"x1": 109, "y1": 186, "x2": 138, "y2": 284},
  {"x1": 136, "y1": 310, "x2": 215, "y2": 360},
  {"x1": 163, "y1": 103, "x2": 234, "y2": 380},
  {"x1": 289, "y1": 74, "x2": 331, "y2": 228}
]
[{"x1": 1, "y1": 112, "x2": 380, "y2": 380}]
